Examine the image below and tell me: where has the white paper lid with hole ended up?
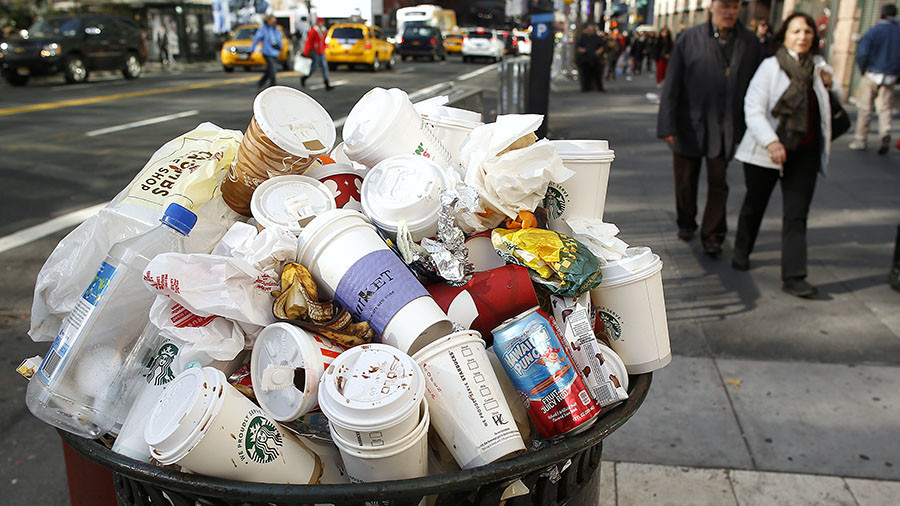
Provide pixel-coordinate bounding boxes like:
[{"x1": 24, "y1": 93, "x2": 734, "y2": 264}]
[
  {"x1": 361, "y1": 155, "x2": 449, "y2": 232},
  {"x1": 251, "y1": 323, "x2": 320, "y2": 422},
  {"x1": 253, "y1": 86, "x2": 336, "y2": 157},
  {"x1": 250, "y1": 175, "x2": 336, "y2": 233},
  {"x1": 550, "y1": 140, "x2": 616, "y2": 162},
  {"x1": 342, "y1": 88, "x2": 406, "y2": 154},
  {"x1": 318, "y1": 343, "x2": 424, "y2": 431},
  {"x1": 597, "y1": 247, "x2": 662, "y2": 287}
]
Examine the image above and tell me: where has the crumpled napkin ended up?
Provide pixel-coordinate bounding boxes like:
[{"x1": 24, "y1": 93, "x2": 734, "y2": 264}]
[{"x1": 565, "y1": 218, "x2": 629, "y2": 263}]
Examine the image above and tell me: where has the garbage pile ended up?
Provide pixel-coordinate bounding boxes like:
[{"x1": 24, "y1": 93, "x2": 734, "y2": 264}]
[{"x1": 19, "y1": 86, "x2": 672, "y2": 490}]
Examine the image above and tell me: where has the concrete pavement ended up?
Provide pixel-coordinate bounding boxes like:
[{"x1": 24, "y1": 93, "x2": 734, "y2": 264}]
[{"x1": 546, "y1": 69, "x2": 900, "y2": 504}]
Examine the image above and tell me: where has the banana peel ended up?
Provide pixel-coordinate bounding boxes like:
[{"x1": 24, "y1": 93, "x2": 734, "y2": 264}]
[{"x1": 273, "y1": 262, "x2": 374, "y2": 348}]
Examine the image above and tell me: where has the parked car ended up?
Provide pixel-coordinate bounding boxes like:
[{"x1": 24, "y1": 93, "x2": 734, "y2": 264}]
[
  {"x1": 325, "y1": 23, "x2": 395, "y2": 72},
  {"x1": 515, "y1": 33, "x2": 531, "y2": 55},
  {"x1": 399, "y1": 25, "x2": 445, "y2": 61},
  {"x1": 443, "y1": 32, "x2": 463, "y2": 54},
  {"x1": 0, "y1": 15, "x2": 146, "y2": 86},
  {"x1": 220, "y1": 24, "x2": 291, "y2": 73},
  {"x1": 461, "y1": 28, "x2": 504, "y2": 63}
]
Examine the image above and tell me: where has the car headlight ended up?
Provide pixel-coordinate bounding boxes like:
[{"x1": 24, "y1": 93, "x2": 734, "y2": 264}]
[
  {"x1": 228, "y1": 45, "x2": 237, "y2": 53},
  {"x1": 40, "y1": 42, "x2": 59, "y2": 58}
]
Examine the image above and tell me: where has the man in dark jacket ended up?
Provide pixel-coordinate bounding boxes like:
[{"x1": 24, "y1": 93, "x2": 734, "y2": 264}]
[
  {"x1": 576, "y1": 24, "x2": 605, "y2": 92},
  {"x1": 657, "y1": 0, "x2": 764, "y2": 256}
]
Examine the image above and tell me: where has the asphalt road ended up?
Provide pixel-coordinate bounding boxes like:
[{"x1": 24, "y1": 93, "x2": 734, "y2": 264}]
[{"x1": 0, "y1": 55, "x2": 502, "y2": 504}]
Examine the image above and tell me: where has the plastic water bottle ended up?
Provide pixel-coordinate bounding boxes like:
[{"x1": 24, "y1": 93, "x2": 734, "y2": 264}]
[{"x1": 26, "y1": 203, "x2": 197, "y2": 438}]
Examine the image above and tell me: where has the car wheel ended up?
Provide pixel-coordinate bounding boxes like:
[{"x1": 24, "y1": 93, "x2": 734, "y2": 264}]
[
  {"x1": 328, "y1": 63, "x2": 337, "y2": 71},
  {"x1": 223, "y1": 65, "x2": 235, "y2": 73},
  {"x1": 429, "y1": 52, "x2": 435, "y2": 62},
  {"x1": 4, "y1": 73, "x2": 29, "y2": 86},
  {"x1": 402, "y1": 55, "x2": 409, "y2": 62},
  {"x1": 243, "y1": 66, "x2": 252, "y2": 72},
  {"x1": 440, "y1": 52, "x2": 446, "y2": 61},
  {"x1": 370, "y1": 55, "x2": 381, "y2": 72},
  {"x1": 122, "y1": 52, "x2": 142, "y2": 79},
  {"x1": 387, "y1": 52, "x2": 396, "y2": 69},
  {"x1": 64, "y1": 55, "x2": 88, "y2": 84},
  {"x1": 462, "y1": 55, "x2": 468, "y2": 63}
]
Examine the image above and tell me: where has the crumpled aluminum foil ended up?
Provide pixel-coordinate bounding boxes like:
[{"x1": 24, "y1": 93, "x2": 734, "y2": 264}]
[{"x1": 396, "y1": 188, "x2": 476, "y2": 285}]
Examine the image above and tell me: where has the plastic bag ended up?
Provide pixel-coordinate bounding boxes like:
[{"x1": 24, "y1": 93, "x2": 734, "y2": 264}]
[
  {"x1": 29, "y1": 123, "x2": 243, "y2": 342},
  {"x1": 148, "y1": 299, "x2": 246, "y2": 361},
  {"x1": 294, "y1": 54, "x2": 312, "y2": 74}
]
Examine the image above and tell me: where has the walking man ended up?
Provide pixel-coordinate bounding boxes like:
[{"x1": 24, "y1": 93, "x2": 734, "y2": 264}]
[
  {"x1": 251, "y1": 15, "x2": 282, "y2": 92},
  {"x1": 657, "y1": 0, "x2": 764, "y2": 256},
  {"x1": 576, "y1": 24, "x2": 605, "y2": 92},
  {"x1": 849, "y1": 4, "x2": 899, "y2": 155}
]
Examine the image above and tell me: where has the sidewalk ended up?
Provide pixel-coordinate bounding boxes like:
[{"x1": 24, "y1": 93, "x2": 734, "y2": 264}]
[{"x1": 546, "y1": 71, "x2": 900, "y2": 504}]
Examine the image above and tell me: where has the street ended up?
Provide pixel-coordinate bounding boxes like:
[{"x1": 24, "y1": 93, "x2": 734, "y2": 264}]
[{"x1": 2, "y1": 55, "x2": 900, "y2": 505}]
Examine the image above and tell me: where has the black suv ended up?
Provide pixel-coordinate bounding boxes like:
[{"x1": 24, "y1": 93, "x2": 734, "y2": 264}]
[
  {"x1": 0, "y1": 15, "x2": 146, "y2": 86},
  {"x1": 399, "y1": 25, "x2": 445, "y2": 61}
]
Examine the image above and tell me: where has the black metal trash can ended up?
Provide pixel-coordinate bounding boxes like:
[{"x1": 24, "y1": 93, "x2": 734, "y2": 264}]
[{"x1": 59, "y1": 373, "x2": 651, "y2": 506}]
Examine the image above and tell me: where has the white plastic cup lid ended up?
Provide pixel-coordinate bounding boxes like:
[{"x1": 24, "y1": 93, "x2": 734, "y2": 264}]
[
  {"x1": 318, "y1": 343, "x2": 424, "y2": 431},
  {"x1": 251, "y1": 323, "x2": 335, "y2": 422},
  {"x1": 296, "y1": 209, "x2": 377, "y2": 270},
  {"x1": 304, "y1": 162, "x2": 367, "y2": 181},
  {"x1": 342, "y1": 88, "x2": 408, "y2": 154},
  {"x1": 144, "y1": 367, "x2": 225, "y2": 464},
  {"x1": 598, "y1": 247, "x2": 662, "y2": 286},
  {"x1": 596, "y1": 342, "x2": 629, "y2": 392},
  {"x1": 550, "y1": 140, "x2": 616, "y2": 162},
  {"x1": 253, "y1": 86, "x2": 336, "y2": 157},
  {"x1": 361, "y1": 155, "x2": 450, "y2": 232},
  {"x1": 250, "y1": 175, "x2": 336, "y2": 233},
  {"x1": 422, "y1": 106, "x2": 483, "y2": 128}
]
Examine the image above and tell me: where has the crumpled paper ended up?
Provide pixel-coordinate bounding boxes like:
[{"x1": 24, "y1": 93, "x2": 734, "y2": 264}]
[
  {"x1": 212, "y1": 221, "x2": 297, "y2": 284},
  {"x1": 564, "y1": 218, "x2": 629, "y2": 263},
  {"x1": 396, "y1": 190, "x2": 474, "y2": 285},
  {"x1": 459, "y1": 114, "x2": 573, "y2": 222}
]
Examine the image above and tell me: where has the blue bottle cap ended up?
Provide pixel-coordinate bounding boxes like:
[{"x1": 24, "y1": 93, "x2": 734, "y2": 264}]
[{"x1": 160, "y1": 203, "x2": 198, "y2": 235}]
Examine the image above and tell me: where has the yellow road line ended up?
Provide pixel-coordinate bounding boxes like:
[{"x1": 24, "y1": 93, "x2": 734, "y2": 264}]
[{"x1": 0, "y1": 71, "x2": 300, "y2": 117}]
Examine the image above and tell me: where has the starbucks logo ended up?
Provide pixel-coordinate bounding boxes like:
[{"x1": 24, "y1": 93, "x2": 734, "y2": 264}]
[
  {"x1": 243, "y1": 415, "x2": 283, "y2": 464},
  {"x1": 543, "y1": 183, "x2": 568, "y2": 219},
  {"x1": 597, "y1": 309, "x2": 623, "y2": 342},
  {"x1": 144, "y1": 342, "x2": 179, "y2": 386}
]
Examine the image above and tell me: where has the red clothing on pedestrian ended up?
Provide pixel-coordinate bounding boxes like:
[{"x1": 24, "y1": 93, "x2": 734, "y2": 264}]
[
  {"x1": 304, "y1": 27, "x2": 326, "y2": 55},
  {"x1": 656, "y1": 58, "x2": 668, "y2": 84}
]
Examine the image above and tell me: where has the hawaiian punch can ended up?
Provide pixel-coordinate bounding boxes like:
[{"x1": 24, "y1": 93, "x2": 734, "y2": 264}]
[{"x1": 491, "y1": 307, "x2": 599, "y2": 439}]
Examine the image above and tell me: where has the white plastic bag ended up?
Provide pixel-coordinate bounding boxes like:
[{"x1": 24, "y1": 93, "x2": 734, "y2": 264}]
[
  {"x1": 148, "y1": 299, "x2": 246, "y2": 361},
  {"x1": 294, "y1": 54, "x2": 311, "y2": 75}
]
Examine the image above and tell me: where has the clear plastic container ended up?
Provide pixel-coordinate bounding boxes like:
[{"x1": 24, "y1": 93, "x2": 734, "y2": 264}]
[{"x1": 26, "y1": 203, "x2": 197, "y2": 438}]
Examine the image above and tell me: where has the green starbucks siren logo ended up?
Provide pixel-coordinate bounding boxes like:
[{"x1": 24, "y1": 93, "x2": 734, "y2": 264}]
[
  {"x1": 598, "y1": 309, "x2": 623, "y2": 342},
  {"x1": 244, "y1": 415, "x2": 283, "y2": 464},
  {"x1": 145, "y1": 342, "x2": 179, "y2": 386},
  {"x1": 543, "y1": 183, "x2": 568, "y2": 219}
]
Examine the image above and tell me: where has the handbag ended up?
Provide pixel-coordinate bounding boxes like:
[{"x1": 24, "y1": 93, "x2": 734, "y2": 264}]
[
  {"x1": 829, "y1": 91, "x2": 851, "y2": 140},
  {"x1": 294, "y1": 54, "x2": 311, "y2": 75}
]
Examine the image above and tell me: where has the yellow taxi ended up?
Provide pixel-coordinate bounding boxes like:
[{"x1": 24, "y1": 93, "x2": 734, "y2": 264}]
[
  {"x1": 443, "y1": 32, "x2": 464, "y2": 53},
  {"x1": 325, "y1": 23, "x2": 395, "y2": 71},
  {"x1": 220, "y1": 24, "x2": 291, "y2": 72}
]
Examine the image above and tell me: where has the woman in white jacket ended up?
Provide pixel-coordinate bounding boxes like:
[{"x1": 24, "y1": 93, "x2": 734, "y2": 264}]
[{"x1": 732, "y1": 12, "x2": 837, "y2": 298}]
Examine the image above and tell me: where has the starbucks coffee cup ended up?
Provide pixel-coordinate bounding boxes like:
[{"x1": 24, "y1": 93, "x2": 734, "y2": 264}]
[
  {"x1": 361, "y1": 155, "x2": 453, "y2": 242},
  {"x1": 297, "y1": 209, "x2": 453, "y2": 354},
  {"x1": 144, "y1": 367, "x2": 322, "y2": 484},
  {"x1": 317, "y1": 343, "x2": 425, "y2": 448},
  {"x1": 330, "y1": 398, "x2": 430, "y2": 483},
  {"x1": 251, "y1": 323, "x2": 345, "y2": 422},
  {"x1": 222, "y1": 87, "x2": 336, "y2": 216},
  {"x1": 412, "y1": 330, "x2": 525, "y2": 469},
  {"x1": 544, "y1": 140, "x2": 615, "y2": 235},
  {"x1": 250, "y1": 175, "x2": 336, "y2": 234},
  {"x1": 342, "y1": 87, "x2": 454, "y2": 170},
  {"x1": 589, "y1": 247, "x2": 671, "y2": 374},
  {"x1": 305, "y1": 162, "x2": 365, "y2": 211}
]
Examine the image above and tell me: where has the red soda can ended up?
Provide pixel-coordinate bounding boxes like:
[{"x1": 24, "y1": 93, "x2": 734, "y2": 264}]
[{"x1": 491, "y1": 307, "x2": 599, "y2": 439}]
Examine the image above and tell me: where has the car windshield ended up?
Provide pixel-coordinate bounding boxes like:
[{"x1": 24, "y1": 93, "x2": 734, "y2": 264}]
[
  {"x1": 517, "y1": 35, "x2": 528, "y2": 41},
  {"x1": 234, "y1": 28, "x2": 257, "y2": 39},
  {"x1": 331, "y1": 27, "x2": 364, "y2": 40},
  {"x1": 446, "y1": 34, "x2": 462, "y2": 40},
  {"x1": 403, "y1": 27, "x2": 433, "y2": 38},
  {"x1": 467, "y1": 31, "x2": 492, "y2": 39},
  {"x1": 28, "y1": 18, "x2": 81, "y2": 38}
]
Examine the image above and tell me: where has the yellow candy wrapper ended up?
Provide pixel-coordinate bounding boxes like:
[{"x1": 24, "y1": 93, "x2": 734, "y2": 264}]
[{"x1": 491, "y1": 227, "x2": 602, "y2": 297}]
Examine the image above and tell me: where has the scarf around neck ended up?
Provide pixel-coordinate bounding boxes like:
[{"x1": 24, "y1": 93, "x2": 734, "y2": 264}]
[{"x1": 772, "y1": 47, "x2": 815, "y2": 150}]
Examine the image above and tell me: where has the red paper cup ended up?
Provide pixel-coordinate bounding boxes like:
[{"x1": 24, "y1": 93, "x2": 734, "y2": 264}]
[{"x1": 305, "y1": 162, "x2": 364, "y2": 211}]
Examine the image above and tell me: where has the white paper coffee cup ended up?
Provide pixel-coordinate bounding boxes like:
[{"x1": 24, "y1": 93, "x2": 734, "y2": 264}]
[
  {"x1": 297, "y1": 209, "x2": 453, "y2": 354},
  {"x1": 318, "y1": 343, "x2": 425, "y2": 447},
  {"x1": 412, "y1": 330, "x2": 525, "y2": 469},
  {"x1": 145, "y1": 367, "x2": 322, "y2": 484},
  {"x1": 342, "y1": 87, "x2": 454, "y2": 170},
  {"x1": 250, "y1": 175, "x2": 336, "y2": 233},
  {"x1": 361, "y1": 155, "x2": 453, "y2": 242},
  {"x1": 330, "y1": 398, "x2": 430, "y2": 483},
  {"x1": 251, "y1": 323, "x2": 345, "y2": 422},
  {"x1": 254, "y1": 86, "x2": 335, "y2": 159},
  {"x1": 544, "y1": 140, "x2": 615, "y2": 235},
  {"x1": 590, "y1": 247, "x2": 671, "y2": 374}
]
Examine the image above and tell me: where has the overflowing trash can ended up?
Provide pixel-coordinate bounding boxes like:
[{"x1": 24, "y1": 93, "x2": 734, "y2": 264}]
[{"x1": 21, "y1": 84, "x2": 671, "y2": 506}]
